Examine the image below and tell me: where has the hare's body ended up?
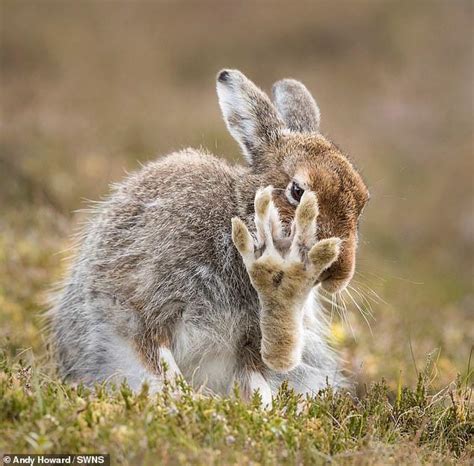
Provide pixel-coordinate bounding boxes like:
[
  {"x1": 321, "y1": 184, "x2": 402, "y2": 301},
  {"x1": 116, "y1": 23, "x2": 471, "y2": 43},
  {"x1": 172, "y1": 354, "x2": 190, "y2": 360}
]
[
  {"x1": 53, "y1": 149, "x2": 343, "y2": 396},
  {"x1": 52, "y1": 70, "x2": 369, "y2": 400}
]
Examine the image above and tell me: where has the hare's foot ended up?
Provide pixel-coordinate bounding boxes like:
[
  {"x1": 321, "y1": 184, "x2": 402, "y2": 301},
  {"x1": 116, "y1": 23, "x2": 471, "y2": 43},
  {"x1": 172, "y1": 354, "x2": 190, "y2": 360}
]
[
  {"x1": 99, "y1": 334, "x2": 181, "y2": 394},
  {"x1": 236, "y1": 344, "x2": 273, "y2": 407},
  {"x1": 238, "y1": 370, "x2": 273, "y2": 408},
  {"x1": 157, "y1": 346, "x2": 182, "y2": 381},
  {"x1": 231, "y1": 186, "x2": 341, "y2": 372},
  {"x1": 137, "y1": 346, "x2": 182, "y2": 395}
]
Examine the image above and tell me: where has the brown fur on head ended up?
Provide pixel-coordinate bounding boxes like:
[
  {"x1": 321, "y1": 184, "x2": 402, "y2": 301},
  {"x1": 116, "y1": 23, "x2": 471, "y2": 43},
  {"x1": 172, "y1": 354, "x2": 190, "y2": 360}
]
[{"x1": 217, "y1": 70, "x2": 369, "y2": 293}]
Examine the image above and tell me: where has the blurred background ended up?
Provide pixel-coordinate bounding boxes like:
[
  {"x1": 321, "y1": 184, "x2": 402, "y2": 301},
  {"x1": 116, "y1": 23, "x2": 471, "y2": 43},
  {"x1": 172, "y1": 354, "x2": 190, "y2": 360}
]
[{"x1": 1, "y1": 1, "x2": 472, "y2": 390}]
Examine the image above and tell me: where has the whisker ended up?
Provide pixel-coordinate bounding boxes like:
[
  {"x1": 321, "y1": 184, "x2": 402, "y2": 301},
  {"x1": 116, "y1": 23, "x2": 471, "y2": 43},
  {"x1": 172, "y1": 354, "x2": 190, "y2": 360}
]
[
  {"x1": 357, "y1": 268, "x2": 424, "y2": 286},
  {"x1": 345, "y1": 288, "x2": 373, "y2": 336},
  {"x1": 355, "y1": 269, "x2": 387, "y2": 283},
  {"x1": 329, "y1": 294, "x2": 335, "y2": 325},
  {"x1": 337, "y1": 291, "x2": 356, "y2": 341},
  {"x1": 321, "y1": 292, "x2": 348, "y2": 335},
  {"x1": 352, "y1": 279, "x2": 387, "y2": 306},
  {"x1": 348, "y1": 284, "x2": 373, "y2": 313},
  {"x1": 318, "y1": 292, "x2": 347, "y2": 316},
  {"x1": 348, "y1": 284, "x2": 375, "y2": 321}
]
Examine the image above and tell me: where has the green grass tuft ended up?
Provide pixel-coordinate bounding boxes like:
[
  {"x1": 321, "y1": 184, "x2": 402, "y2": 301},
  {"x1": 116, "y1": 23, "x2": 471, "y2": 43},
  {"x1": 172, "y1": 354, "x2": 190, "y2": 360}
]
[{"x1": 1, "y1": 353, "x2": 472, "y2": 465}]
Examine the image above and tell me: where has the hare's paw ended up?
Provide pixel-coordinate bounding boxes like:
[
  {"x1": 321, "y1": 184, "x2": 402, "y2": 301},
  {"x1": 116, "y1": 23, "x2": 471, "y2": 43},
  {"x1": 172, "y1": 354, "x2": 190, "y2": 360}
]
[
  {"x1": 232, "y1": 187, "x2": 341, "y2": 298},
  {"x1": 231, "y1": 188, "x2": 341, "y2": 373},
  {"x1": 232, "y1": 186, "x2": 303, "y2": 298}
]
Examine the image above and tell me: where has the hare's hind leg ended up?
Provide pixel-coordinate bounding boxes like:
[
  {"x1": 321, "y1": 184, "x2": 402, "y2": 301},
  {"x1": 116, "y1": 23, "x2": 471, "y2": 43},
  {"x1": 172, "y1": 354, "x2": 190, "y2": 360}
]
[
  {"x1": 239, "y1": 370, "x2": 273, "y2": 407},
  {"x1": 236, "y1": 343, "x2": 273, "y2": 407},
  {"x1": 102, "y1": 333, "x2": 182, "y2": 394}
]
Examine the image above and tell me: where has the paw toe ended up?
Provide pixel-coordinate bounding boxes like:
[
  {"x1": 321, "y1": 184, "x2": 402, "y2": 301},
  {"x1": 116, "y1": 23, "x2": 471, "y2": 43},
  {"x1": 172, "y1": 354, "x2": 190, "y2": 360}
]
[
  {"x1": 309, "y1": 237, "x2": 341, "y2": 268},
  {"x1": 296, "y1": 191, "x2": 319, "y2": 227},
  {"x1": 231, "y1": 217, "x2": 253, "y2": 255},
  {"x1": 254, "y1": 186, "x2": 273, "y2": 219}
]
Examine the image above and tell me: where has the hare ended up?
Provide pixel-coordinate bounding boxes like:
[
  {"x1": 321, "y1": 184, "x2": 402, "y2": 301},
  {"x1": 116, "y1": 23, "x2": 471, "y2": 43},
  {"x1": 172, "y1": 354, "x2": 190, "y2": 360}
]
[{"x1": 50, "y1": 69, "x2": 369, "y2": 403}]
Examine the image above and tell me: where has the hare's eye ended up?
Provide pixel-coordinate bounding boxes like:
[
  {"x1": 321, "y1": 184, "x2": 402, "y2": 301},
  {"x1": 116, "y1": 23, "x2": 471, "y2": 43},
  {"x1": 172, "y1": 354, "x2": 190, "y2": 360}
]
[{"x1": 289, "y1": 181, "x2": 304, "y2": 204}]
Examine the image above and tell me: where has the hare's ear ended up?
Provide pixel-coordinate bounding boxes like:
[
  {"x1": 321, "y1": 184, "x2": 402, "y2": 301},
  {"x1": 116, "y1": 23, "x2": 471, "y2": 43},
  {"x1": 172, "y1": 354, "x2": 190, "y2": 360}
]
[
  {"x1": 217, "y1": 69, "x2": 284, "y2": 167},
  {"x1": 272, "y1": 79, "x2": 320, "y2": 133}
]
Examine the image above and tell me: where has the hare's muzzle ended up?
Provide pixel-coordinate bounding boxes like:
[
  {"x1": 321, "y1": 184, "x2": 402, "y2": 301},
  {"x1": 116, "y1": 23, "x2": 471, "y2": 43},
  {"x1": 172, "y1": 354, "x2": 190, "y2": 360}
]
[{"x1": 319, "y1": 235, "x2": 356, "y2": 293}]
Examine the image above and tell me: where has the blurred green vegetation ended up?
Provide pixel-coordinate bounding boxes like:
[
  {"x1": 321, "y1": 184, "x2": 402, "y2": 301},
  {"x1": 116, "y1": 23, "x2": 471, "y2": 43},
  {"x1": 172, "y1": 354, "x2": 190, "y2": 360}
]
[{"x1": 0, "y1": 0, "x2": 472, "y2": 413}]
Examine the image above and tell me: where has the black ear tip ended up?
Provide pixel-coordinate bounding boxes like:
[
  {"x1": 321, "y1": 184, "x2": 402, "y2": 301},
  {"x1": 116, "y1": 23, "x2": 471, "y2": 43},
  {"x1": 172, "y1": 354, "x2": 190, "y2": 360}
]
[{"x1": 217, "y1": 70, "x2": 230, "y2": 83}]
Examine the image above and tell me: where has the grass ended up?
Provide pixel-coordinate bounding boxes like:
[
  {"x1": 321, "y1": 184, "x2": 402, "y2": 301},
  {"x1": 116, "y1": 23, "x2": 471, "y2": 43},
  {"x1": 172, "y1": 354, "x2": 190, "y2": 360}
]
[{"x1": 1, "y1": 352, "x2": 472, "y2": 465}]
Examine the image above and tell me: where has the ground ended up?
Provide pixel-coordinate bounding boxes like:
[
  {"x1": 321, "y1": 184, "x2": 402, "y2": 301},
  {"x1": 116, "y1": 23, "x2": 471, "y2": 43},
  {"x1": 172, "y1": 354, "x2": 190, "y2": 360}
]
[{"x1": 0, "y1": 1, "x2": 472, "y2": 464}]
